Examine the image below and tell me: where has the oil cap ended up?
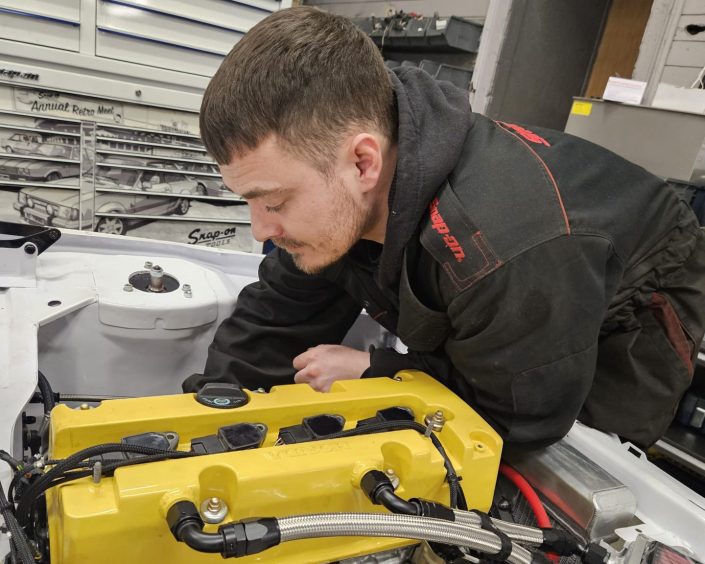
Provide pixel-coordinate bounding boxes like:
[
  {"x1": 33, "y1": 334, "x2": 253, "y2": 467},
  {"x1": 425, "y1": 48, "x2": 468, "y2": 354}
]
[{"x1": 196, "y1": 383, "x2": 248, "y2": 409}]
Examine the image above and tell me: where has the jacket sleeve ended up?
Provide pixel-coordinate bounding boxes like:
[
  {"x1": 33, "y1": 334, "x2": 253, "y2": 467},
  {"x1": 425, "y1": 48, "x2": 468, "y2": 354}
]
[
  {"x1": 368, "y1": 235, "x2": 619, "y2": 448},
  {"x1": 182, "y1": 248, "x2": 362, "y2": 392}
]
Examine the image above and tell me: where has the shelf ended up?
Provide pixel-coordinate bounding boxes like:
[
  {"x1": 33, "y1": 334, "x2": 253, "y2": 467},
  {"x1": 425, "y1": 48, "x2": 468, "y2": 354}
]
[
  {"x1": 0, "y1": 108, "x2": 82, "y2": 124},
  {"x1": 0, "y1": 109, "x2": 200, "y2": 140},
  {"x1": 0, "y1": 123, "x2": 81, "y2": 137},
  {"x1": 96, "y1": 148, "x2": 215, "y2": 165},
  {"x1": 94, "y1": 211, "x2": 251, "y2": 225},
  {"x1": 96, "y1": 136, "x2": 207, "y2": 152},
  {"x1": 96, "y1": 162, "x2": 220, "y2": 177},
  {"x1": 0, "y1": 153, "x2": 79, "y2": 164},
  {"x1": 0, "y1": 179, "x2": 79, "y2": 190},
  {"x1": 96, "y1": 186, "x2": 244, "y2": 202},
  {"x1": 95, "y1": 121, "x2": 201, "y2": 140}
]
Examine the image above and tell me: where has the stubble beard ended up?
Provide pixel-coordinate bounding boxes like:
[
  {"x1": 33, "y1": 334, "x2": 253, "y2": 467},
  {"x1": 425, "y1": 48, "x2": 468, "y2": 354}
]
[{"x1": 289, "y1": 177, "x2": 375, "y2": 275}]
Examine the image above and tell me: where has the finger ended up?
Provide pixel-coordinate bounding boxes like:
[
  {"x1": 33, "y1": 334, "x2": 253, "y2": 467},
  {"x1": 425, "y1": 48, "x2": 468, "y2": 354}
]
[
  {"x1": 308, "y1": 377, "x2": 328, "y2": 392},
  {"x1": 294, "y1": 364, "x2": 320, "y2": 383},
  {"x1": 317, "y1": 378, "x2": 333, "y2": 392},
  {"x1": 292, "y1": 349, "x2": 313, "y2": 371},
  {"x1": 295, "y1": 367, "x2": 329, "y2": 391},
  {"x1": 294, "y1": 369, "x2": 312, "y2": 384}
]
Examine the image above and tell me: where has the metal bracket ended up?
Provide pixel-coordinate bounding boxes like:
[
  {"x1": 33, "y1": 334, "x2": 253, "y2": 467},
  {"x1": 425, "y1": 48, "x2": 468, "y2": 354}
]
[{"x1": 0, "y1": 221, "x2": 61, "y2": 288}]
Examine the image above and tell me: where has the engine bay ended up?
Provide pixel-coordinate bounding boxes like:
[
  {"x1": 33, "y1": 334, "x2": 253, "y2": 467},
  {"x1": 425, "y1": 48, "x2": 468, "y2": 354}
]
[{"x1": 1, "y1": 223, "x2": 704, "y2": 564}]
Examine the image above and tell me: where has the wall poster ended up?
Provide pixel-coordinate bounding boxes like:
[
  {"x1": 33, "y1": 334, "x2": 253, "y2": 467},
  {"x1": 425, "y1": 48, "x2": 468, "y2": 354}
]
[{"x1": 0, "y1": 84, "x2": 255, "y2": 253}]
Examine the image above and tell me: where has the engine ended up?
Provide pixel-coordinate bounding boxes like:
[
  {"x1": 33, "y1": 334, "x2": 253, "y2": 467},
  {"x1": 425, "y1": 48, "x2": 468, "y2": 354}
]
[{"x1": 25, "y1": 371, "x2": 504, "y2": 563}]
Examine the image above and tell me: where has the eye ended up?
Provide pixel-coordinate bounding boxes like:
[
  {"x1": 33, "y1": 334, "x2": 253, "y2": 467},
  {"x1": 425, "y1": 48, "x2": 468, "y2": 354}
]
[{"x1": 265, "y1": 202, "x2": 285, "y2": 213}]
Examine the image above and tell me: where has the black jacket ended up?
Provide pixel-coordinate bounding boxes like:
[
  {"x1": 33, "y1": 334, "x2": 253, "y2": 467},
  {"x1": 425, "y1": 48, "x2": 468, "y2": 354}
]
[{"x1": 184, "y1": 68, "x2": 705, "y2": 449}]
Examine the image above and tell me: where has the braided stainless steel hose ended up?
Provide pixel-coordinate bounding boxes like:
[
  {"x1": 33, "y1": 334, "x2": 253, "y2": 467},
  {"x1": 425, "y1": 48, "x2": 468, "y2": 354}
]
[
  {"x1": 454, "y1": 510, "x2": 545, "y2": 545},
  {"x1": 276, "y1": 512, "x2": 533, "y2": 564}
]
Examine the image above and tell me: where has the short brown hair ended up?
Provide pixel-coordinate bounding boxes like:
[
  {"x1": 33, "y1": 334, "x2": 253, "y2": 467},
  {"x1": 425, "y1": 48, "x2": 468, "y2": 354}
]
[{"x1": 200, "y1": 7, "x2": 396, "y2": 172}]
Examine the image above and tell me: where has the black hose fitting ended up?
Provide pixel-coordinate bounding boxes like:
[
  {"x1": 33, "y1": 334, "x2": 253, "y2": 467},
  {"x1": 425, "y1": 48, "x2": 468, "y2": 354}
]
[
  {"x1": 581, "y1": 542, "x2": 609, "y2": 564},
  {"x1": 219, "y1": 519, "x2": 280, "y2": 558},
  {"x1": 167, "y1": 501, "x2": 280, "y2": 558},
  {"x1": 167, "y1": 501, "x2": 207, "y2": 542},
  {"x1": 409, "y1": 498, "x2": 455, "y2": 521},
  {"x1": 376, "y1": 488, "x2": 419, "y2": 515},
  {"x1": 539, "y1": 528, "x2": 582, "y2": 556},
  {"x1": 177, "y1": 522, "x2": 224, "y2": 554},
  {"x1": 360, "y1": 470, "x2": 394, "y2": 503},
  {"x1": 360, "y1": 470, "x2": 418, "y2": 515}
]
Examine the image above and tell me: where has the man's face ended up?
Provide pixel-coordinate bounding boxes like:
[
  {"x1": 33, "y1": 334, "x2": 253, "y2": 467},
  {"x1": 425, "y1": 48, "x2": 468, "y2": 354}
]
[{"x1": 219, "y1": 136, "x2": 378, "y2": 274}]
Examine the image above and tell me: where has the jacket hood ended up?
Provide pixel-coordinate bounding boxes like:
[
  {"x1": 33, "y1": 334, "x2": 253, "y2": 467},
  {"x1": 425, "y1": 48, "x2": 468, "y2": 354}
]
[{"x1": 376, "y1": 67, "x2": 474, "y2": 293}]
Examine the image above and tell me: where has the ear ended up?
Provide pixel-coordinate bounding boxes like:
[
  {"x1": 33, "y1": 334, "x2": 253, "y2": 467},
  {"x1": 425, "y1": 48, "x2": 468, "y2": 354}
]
[{"x1": 349, "y1": 133, "x2": 383, "y2": 194}]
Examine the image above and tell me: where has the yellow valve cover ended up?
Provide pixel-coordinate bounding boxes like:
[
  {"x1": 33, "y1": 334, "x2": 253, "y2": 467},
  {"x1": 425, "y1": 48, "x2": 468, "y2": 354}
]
[{"x1": 47, "y1": 371, "x2": 502, "y2": 563}]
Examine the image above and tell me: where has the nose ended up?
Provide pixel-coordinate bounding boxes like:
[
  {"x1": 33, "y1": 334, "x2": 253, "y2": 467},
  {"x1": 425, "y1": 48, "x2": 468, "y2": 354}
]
[{"x1": 249, "y1": 204, "x2": 283, "y2": 242}]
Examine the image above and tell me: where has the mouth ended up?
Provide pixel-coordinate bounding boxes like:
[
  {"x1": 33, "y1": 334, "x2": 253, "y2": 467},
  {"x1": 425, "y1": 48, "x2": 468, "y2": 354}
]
[{"x1": 273, "y1": 239, "x2": 306, "y2": 252}]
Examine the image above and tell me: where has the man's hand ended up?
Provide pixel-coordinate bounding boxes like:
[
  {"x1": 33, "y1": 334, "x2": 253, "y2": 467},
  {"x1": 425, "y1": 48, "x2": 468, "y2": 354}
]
[{"x1": 293, "y1": 345, "x2": 370, "y2": 391}]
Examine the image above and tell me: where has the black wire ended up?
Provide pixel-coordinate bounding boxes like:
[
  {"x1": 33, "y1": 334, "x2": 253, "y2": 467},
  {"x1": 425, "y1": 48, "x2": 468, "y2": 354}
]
[
  {"x1": 16, "y1": 443, "x2": 197, "y2": 527},
  {"x1": 0, "y1": 453, "x2": 27, "y2": 512},
  {"x1": 6, "y1": 473, "x2": 30, "y2": 512},
  {"x1": 36, "y1": 371, "x2": 56, "y2": 413},
  {"x1": 0, "y1": 479, "x2": 35, "y2": 564},
  {"x1": 310, "y1": 420, "x2": 465, "y2": 509},
  {"x1": 0, "y1": 451, "x2": 24, "y2": 474},
  {"x1": 20, "y1": 452, "x2": 200, "y2": 540},
  {"x1": 8, "y1": 473, "x2": 18, "y2": 506},
  {"x1": 44, "y1": 454, "x2": 192, "y2": 489}
]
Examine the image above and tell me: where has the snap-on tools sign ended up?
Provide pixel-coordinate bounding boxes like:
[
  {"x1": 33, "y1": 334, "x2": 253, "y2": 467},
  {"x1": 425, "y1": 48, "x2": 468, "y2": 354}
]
[
  {"x1": 14, "y1": 89, "x2": 124, "y2": 123},
  {"x1": 0, "y1": 68, "x2": 39, "y2": 81}
]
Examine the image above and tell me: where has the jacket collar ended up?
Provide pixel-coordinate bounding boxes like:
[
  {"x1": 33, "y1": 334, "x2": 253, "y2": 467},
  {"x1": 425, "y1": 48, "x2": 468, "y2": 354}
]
[{"x1": 374, "y1": 67, "x2": 475, "y2": 294}]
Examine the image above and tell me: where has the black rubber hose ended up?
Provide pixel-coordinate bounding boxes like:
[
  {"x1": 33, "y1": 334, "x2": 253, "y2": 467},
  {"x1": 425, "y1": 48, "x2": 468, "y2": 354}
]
[
  {"x1": 37, "y1": 371, "x2": 56, "y2": 413},
  {"x1": 8, "y1": 473, "x2": 20, "y2": 506},
  {"x1": 428, "y1": 433, "x2": 464, "y2": 510},
  {"x1": 375, "y1": 487, "x2": 419, "y2": 515},
  {"x1": 0, "y1": 451, "x2": 24, "y2": 473},
  {"x1": 16, "y1": 443, "x2": 196, "y2": 526},
  {"x1": 176, "y1": 522, "x2": 223, "y2": 554},
  {"x1": 29, "y1": 393, "x2": 130, "y2": 405},
  {"x1": 0, "y1": 480, "x2": 35, "y2": 564},
  {"x1": 59, "y1": 394, "x2": 129, "y2": 403}
]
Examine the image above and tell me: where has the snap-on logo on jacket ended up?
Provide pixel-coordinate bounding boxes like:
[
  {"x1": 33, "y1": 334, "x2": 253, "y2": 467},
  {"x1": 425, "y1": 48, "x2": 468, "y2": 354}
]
[
  {"x1": 499, "y1": 122, "x2": 551, "y2": 147},
  {"x1": 429, "y1": 198, "x2": 466, "y2": 263}
]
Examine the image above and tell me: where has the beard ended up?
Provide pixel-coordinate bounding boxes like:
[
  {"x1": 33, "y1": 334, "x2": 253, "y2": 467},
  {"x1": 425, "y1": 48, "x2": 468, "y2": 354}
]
[{"x1": 273, "y1": 175, "x2": 376, "y2": 275}]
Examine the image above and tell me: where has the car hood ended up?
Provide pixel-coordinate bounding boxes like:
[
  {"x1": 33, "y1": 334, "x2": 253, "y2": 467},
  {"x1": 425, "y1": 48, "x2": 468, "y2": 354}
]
[
  {"x1": 2, "y1": 158, "x2": 53, "y2": 168},
  {"x1": 21, "y1": 187, "x2": 80, "y2": 205}
]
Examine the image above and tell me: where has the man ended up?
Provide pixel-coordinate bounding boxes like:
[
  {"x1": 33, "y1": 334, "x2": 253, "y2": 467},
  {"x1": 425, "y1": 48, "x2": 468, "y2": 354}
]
[{"x1": 184, "y1": 7, "x2": 705, "y2": 449}]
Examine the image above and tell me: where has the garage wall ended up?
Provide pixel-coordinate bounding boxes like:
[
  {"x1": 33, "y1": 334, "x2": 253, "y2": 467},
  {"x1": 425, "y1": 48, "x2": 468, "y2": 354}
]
[
  {"x1": 0, "y1": 0, "x2": 288, "y2": 111},
  {"x1": 661, "y1": 0, "x2": 705, "y2": 86},
  {"x1": 483, "y1": 0, "x2": 609, "y2": 130},
  {"x1": 303, "y1": 0, "x2": 488, "y2": 20}
]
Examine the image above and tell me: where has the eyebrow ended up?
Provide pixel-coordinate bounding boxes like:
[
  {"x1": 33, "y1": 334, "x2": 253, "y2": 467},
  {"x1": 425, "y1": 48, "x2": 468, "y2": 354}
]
[{"x1": 239, "y1": 186, "x2": 292, "y2": 200}]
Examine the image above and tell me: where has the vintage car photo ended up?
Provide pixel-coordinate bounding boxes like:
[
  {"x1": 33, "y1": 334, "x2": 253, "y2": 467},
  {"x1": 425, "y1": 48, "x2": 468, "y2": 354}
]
[
  {"x1": 2, "y1": 132, "x2": 42, "y2": 153},
  {"x1": 13, "y1": 177, "x2": 189, "y2": 235},
  {"x1": 99, "y1": 165, "x2": 203, "y2": 196},
  {"x1": 0, "y1": 143, "x2": 84, "y2": 182},
  {"x1": 141, "y1": 160, "x2": 236, "y2": 198},
  {"x1": 2, "y1": 130, "x2": 79, "y2": 153}
]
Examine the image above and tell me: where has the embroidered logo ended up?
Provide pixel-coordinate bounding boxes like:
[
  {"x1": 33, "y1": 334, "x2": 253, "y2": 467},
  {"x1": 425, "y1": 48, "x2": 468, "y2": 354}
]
[
  {"x1": 429, "y1": 198, "x2": 466, "y2": 263},
  {"x1": 500, "y1": 122, "x2": 550, "y2": 147}
]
